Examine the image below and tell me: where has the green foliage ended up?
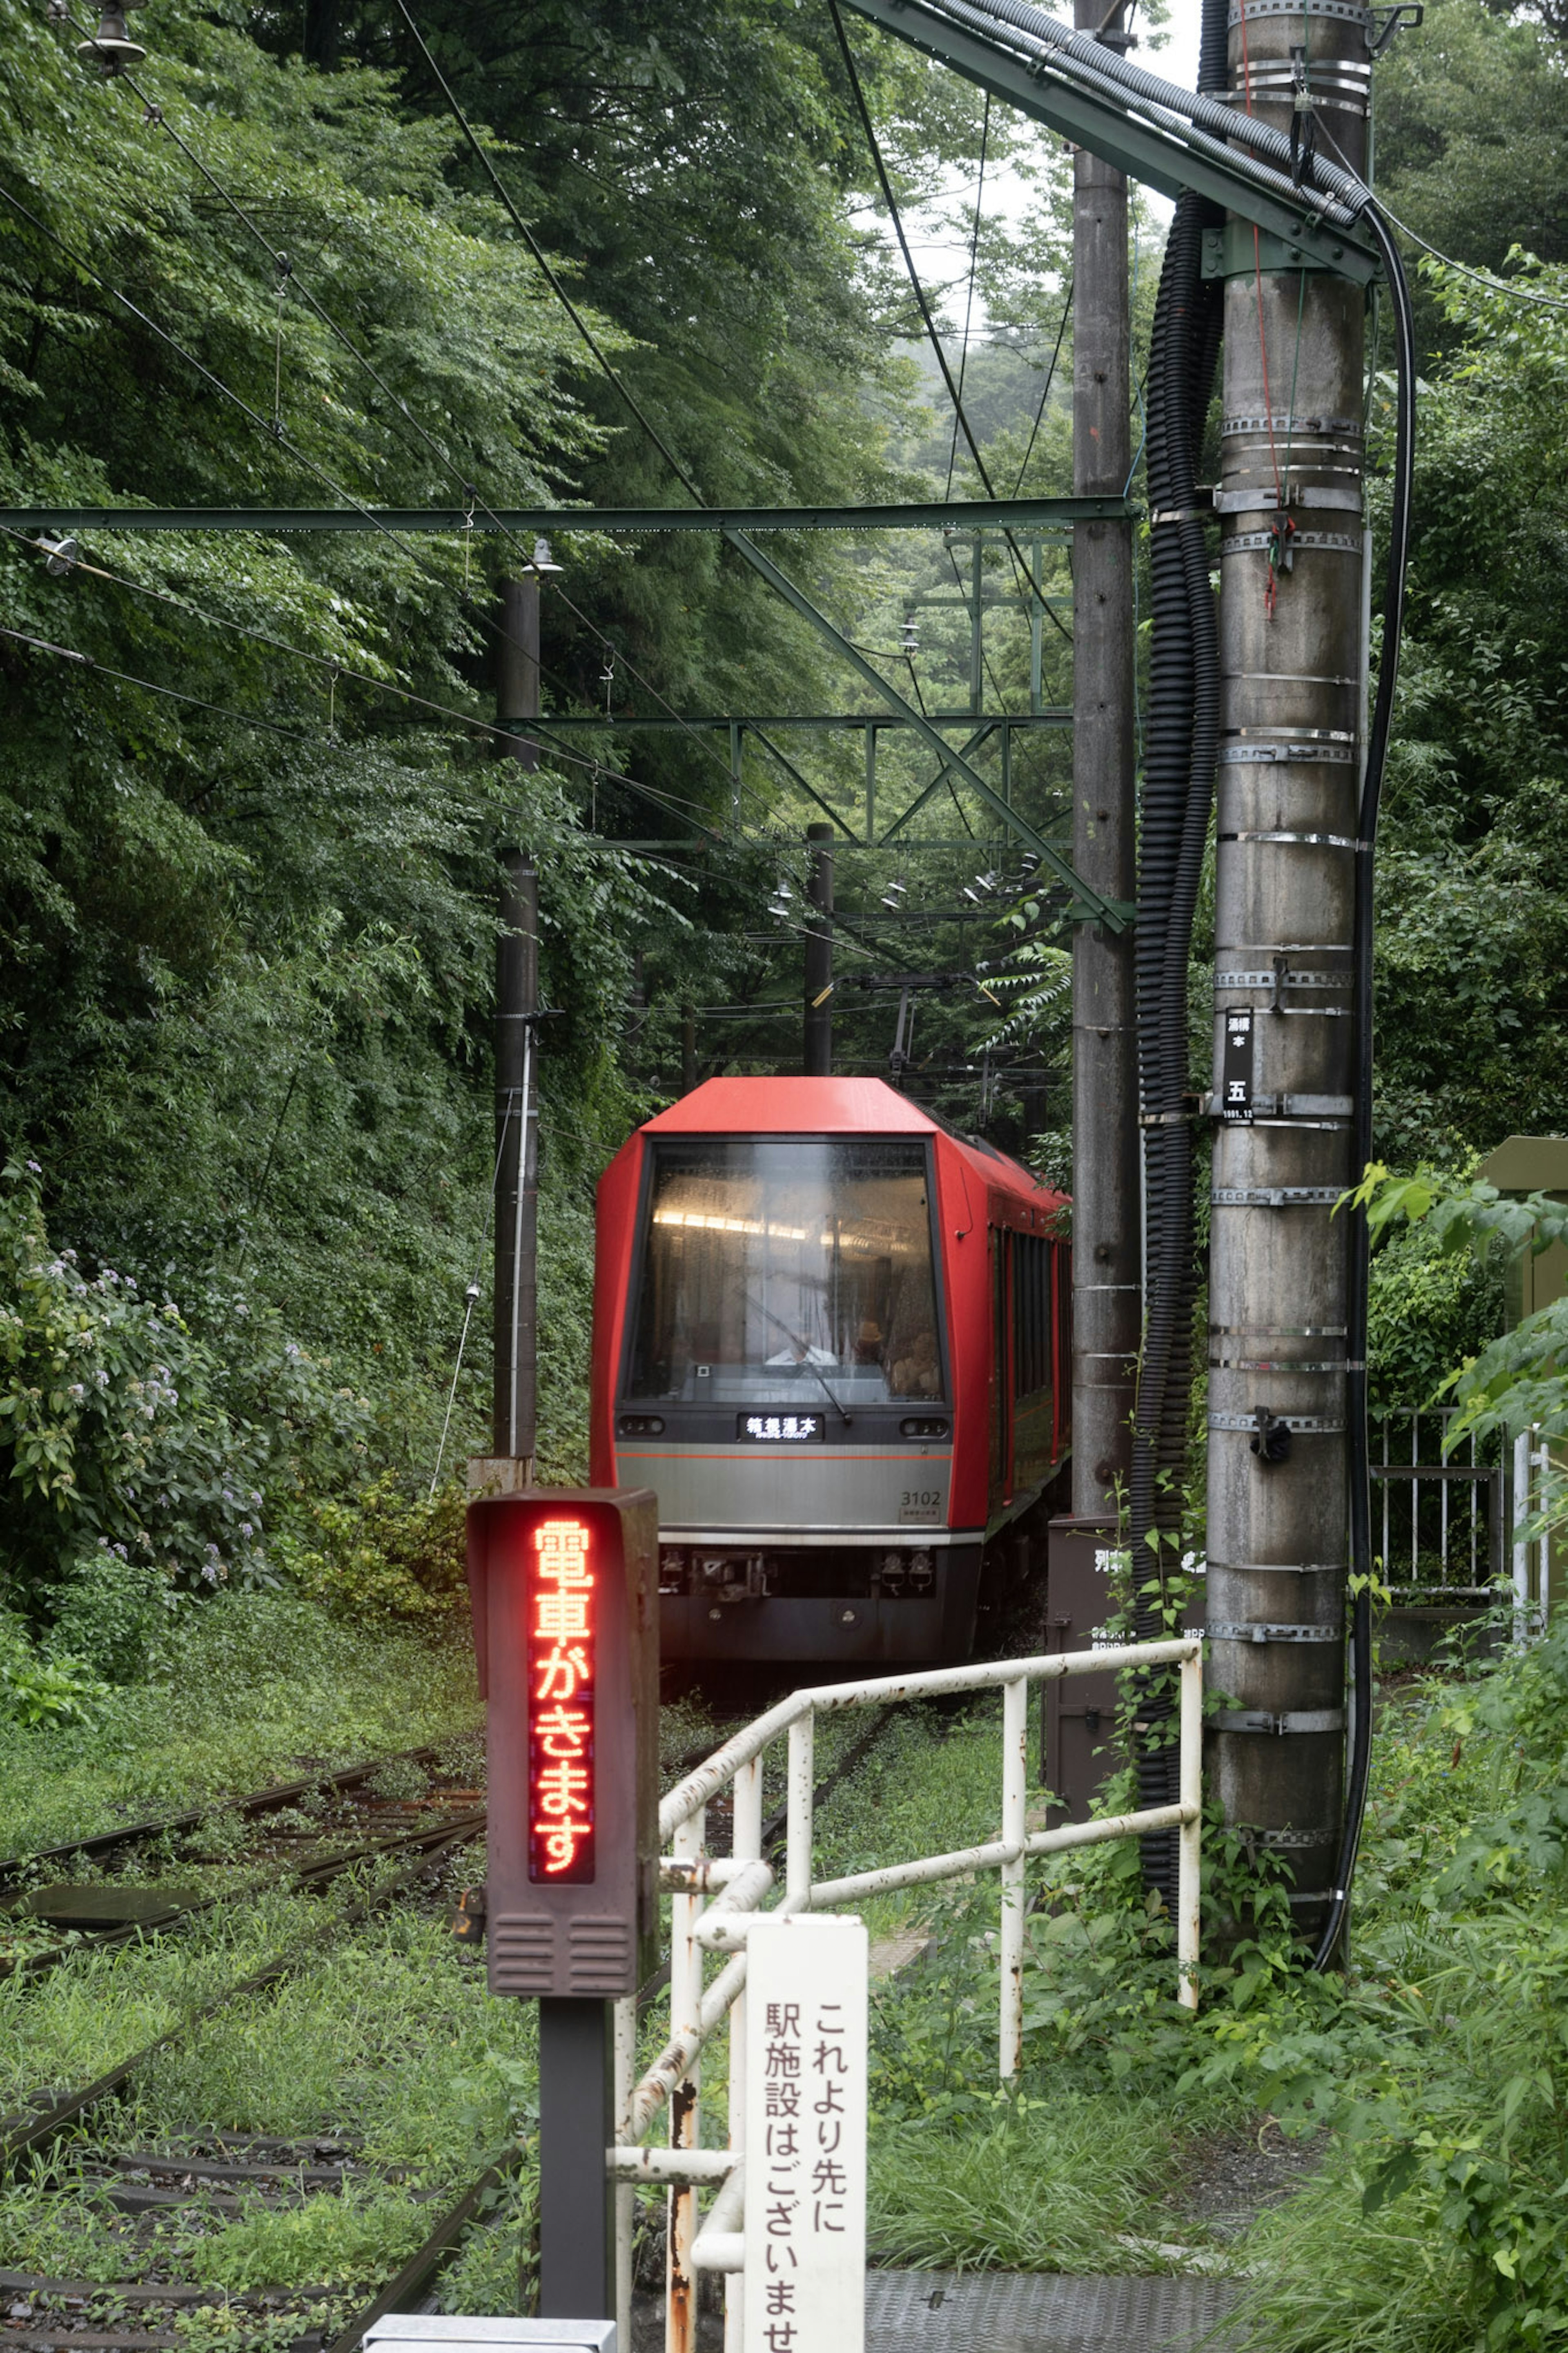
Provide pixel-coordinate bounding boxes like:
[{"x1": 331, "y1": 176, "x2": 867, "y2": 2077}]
[
  {"x1": 0, "y1": 1586, "x2": 478, "y2": 1856},
  {"x1": 272, "y1": 1473, "x2": 467, "y2": 1621},
  {"x1": 0, "y1": 1614, "x2": 107, "y2": 1729},
  {"x1": 1371, "y1": 244, "x2": 1568, "y2": 1160},
  {"x1": 0, "y1": 1154, "x2": 371, "y2": 1651},
  {"x1": 868, "y1": 2096, "x2": 1176, "y2": 2273},
  {"x1": 1350, "y1": 1166, "x2": 1567, "y2": 1508}
]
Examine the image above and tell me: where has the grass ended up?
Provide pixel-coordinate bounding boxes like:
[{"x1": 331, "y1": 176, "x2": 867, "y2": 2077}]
[
  {"x1": 868, "y1": 2097, "x2": 1178, "y2": 2273},
  {"x1": 0, "y1": 1590, "x2": 482, "y2": 1856}
]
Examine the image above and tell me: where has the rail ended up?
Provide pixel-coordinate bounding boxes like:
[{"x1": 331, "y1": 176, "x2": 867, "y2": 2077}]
[{"x1": 608, "y1": 1636, "x2": 1203, "y2": 2353}]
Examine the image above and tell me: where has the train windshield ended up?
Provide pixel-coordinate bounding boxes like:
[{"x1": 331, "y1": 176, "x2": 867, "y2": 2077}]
[{"x1": 624, "y1": 1138, "x2": 944, "y2": 1406}]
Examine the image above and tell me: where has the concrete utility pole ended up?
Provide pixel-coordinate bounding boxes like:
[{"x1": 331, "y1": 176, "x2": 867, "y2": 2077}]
[
  {"x1": 803, "y1": 821, "x2": 834, "y2": 1076},
  {"x1": 1205, "y1": 15, "x2": 1370, "y2": 1943},
  {"x1": 1069, "y1": 0, "x2": 1140, "y2": 1521},
  {"x1": 493, "y1": 573, "x2": 540, "y2": 1470}
]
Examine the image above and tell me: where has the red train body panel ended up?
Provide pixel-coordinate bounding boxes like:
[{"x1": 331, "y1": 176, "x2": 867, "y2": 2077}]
[{"x1": 590, "y1": 1076, "x2": 1069, "y2": 1664}]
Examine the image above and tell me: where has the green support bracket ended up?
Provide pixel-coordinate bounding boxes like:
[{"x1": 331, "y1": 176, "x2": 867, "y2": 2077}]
[
  {"x1": 723, "y1": 529, "x2": 1134, "y2": 930},
  {"x1": 837, "y1": 0, "x2": 1382, "y2": 284},
  {"x1": 0, "y1": 496, "x2": 1138, "y2": 537},
  {"x1": 1201, "y1": 222, "x2": 1336, "y2": 279}
]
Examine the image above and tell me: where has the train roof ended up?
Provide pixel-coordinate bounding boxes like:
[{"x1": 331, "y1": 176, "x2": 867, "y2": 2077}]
[{"x1": 638, "y1": 1076, "x2": 1065, "y2": 1208}]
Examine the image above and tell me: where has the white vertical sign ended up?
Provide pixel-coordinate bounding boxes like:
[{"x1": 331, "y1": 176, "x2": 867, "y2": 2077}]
[{"x1": 744, "y1": 1914, "x2": 867, "y2": 2353}]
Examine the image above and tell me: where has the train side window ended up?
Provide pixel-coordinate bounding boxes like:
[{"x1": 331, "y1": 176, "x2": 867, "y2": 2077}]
[{"x1": 1011, "y1": 1231, "x2": 1052, "y2": 1403}]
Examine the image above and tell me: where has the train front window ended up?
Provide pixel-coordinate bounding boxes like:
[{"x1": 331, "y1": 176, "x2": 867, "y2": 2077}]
[{"x1": 625, "y1": 1140, "x2": 944, "y2": 1405}]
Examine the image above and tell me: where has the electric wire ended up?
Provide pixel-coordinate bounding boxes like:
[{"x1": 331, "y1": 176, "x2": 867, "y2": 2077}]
[
  {"x1": 63, "y1": 24, "x2": 766, "y2": 833},
  {"x1": 0, "y1": 525, "x2": 721, "y2": 836},
  {"x1": 390, "y1": 0, "x2": 706, "y2": 506},
  {"x1": 0, "y1": 618, "x2": 310, "y2": 738},
  {"x1": 53, "y1": 21, "x2": 769, "y2": 848},
  {"x1": 1310, "y1": 197, "x2": 1415, "y2": 1975},
  {"x1": 825, "y1": 0, "x2": 1074, "y2": 652},
  {"x1": 944, "y1": 93, "x2": 990, "y2": 502},
  {"x1": 1009, "y1": 281, "x2": 1074, "y2": 497}
]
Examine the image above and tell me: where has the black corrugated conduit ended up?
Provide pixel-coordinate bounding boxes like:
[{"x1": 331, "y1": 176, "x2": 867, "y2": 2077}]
[{"x1": 1127, "y1": 0, "x2": 1227, "y2": 1899}]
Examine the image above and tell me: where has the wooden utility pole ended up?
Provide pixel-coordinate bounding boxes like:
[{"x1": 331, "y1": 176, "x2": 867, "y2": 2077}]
[
  {"x1": 1205, "y1": 14, "x2": 1371, "y2": 1941},
  {"x1": 1069, "y1": 0, "x2": 1139, "y2": 1519},
  {"x1": 493, "y1": 573, "x2": 540, "y2": 1470}
]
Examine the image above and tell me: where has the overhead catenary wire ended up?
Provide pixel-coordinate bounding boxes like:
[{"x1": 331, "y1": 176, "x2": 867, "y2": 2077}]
[
  {"x1": 825, "y1": 0, "x2": 1073, "y2": 652},
  {"x1": 0, "y1": 526, "x2": 722, "y2": 837},
  {"x1": 390, "y1": 0, "x2": 706, "y2": 507},
  {"x1": 944, "y1": 92, "x2": 991, "y2": 502},
  {"x1": 60, "y1": 22, "x2": 766, "y2": 833},
  {"x1": 0, "y1": 618, "x2": 310, "y2": 738}
]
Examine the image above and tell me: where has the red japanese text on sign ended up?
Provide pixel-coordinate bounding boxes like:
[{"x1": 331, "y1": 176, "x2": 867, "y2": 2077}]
[{"x1": 527, "y1": 1517, "x2": 596, "y2": 1882}]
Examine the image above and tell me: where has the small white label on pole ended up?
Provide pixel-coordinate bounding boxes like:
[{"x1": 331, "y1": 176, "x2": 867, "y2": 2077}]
[{"x1": 744, "y1": 1914, "x2": 867, "y2": 2353}]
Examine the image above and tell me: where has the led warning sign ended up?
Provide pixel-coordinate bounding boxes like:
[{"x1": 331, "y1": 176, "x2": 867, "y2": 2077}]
[{"x1": 527, "y1": 1516, "x2": 596, "y2": 1883}]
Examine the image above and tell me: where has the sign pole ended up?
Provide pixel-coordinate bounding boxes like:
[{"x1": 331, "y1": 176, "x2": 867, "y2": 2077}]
[{"x1": 465, "y1": 1486, "x2": 659, "y2": 2328}]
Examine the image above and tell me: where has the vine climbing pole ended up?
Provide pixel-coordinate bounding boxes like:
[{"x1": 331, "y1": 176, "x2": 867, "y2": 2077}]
[{"x1": 1205, "y1": 0, "x2": 1372, "y2": 1942}]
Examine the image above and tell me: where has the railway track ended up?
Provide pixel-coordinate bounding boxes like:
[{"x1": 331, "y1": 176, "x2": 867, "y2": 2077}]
[
  {"x1": 0, "y1": 1695, "x2": 915, "y2": 2353},
  {"x1": 0, "y1": 1742, "x2": 483, "y2": 1987}
]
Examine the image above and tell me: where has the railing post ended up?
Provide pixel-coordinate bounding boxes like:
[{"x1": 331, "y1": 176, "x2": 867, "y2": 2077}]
[
  {"x1": 726, "y1": 1758, "x2": 764, "y2": 2353},
  {"x1": 1514, "y1": 1428, "x2": 1531, "y2": 1644},
  {"x1": 613, "y1": 1995, "x2": 636, "y2": 2350},
  {"x1": 668, "y1": 1807, "x2": 705, "y2": 2353},
  {"x1": 787, "y1": 1713, "x2": 814, "y2": 1907},
  {"x1": 999, "y1": 1677, "x2": 1027, "y2": 2079},
  {"x1": 1176, "y1": 1645, "x2": 1202, "y2": 2011}
]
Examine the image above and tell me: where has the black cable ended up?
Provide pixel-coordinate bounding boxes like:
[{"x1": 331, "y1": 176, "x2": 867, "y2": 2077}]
[
  {"x1": 1309, "y1": 201, "x2": 1415, "y2": 1974},
  {"x1": 944, "y1": 93, "x2": 990, "y2": 502},
  {"x1": 390, "y1": 0, "x2": 706, "y2": 507},
  {"x1": 1010, "y1": 283, "x2": 1074, "y2": 498},
  {"x1": 1125, "y1": 0, "x2": 1227, "y2": 1904},
  {"x1": 0, "y1": 619, "x2": 308, "y2": 737},
  {"x1": 825, "y1": 0, "x2": 1073, "y2": 651}
]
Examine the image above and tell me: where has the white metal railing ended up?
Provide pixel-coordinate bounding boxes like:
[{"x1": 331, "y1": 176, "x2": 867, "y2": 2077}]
[
  {"x1": 1514, "y1": 1425, "x2": 1551, "y2": 1643},
  {"x1": 606, "y1": 1637, "x2": 1204, "y2": 2353}
]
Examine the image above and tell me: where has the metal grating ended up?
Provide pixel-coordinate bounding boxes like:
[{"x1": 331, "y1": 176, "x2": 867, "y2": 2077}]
[{"x1": 865, "y1": 2269, "x2": 1242, "y2": 2353}]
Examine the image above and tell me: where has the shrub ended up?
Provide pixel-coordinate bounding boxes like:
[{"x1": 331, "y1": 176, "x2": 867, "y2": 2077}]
[
  {"x1": 0, "y1": 1155, "x2": 372, "y2": 1653},
  {"x1": 271, "y1": 1474, "x2": 468, "y2": 1621}
]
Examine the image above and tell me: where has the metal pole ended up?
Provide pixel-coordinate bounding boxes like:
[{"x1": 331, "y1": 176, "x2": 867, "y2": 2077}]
[
  {"x1": 969, "y1": 534, "x2": 985, "y2": 714},
  {"x1": 1070, "y1": 0, "x2": 1140, "y2": 1519},
  {"x1": 1205, "y1": 12, "x2": 1369, "y2": 1944},
  {"x1": 726, "y1": 1759, "x2": 763, "y2": 2353},
  {"x1": 537, "y1": 1996, "x2": 613, "y2": 2318},
  {"x1": 803, "y1": 823, "x2": 833, "y2": 1076},
  {"x1": 998, "y1": 1676, "x2": 1027, "y2": 2078},
  {"x1": 493, "y1": 573, "x2": 539, "y2": 1471},
  {"x1": 667, "y1": 1809, "x2": 705, "y2": 2353}
]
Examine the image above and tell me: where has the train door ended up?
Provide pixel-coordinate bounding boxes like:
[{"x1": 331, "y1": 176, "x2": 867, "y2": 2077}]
[{"x1": 990, "y1": 1226, "x2": 1013, "y2": 1509}]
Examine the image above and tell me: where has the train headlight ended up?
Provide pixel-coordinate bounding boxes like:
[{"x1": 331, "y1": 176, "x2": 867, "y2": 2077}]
[{"x1": 899, "y1": 1417, "x2": 950, "y2": 1440}]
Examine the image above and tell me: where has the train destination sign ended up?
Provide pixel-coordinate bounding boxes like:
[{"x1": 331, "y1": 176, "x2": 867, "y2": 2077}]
[
  {"x1": 745, "y1": 1914, "x2": 869, "y2": 2353},
  {"x1": 738, "y1": 1413, "x2": 825, "y2": 1442}
]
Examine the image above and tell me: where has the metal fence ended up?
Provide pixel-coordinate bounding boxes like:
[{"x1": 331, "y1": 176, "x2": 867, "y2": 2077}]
[
  {"x1": 607, "y1": 1637, "x2": 1203, "y2": 2353},
  {"x1": 1372, "y1": 1407, "x2": 1506, "y2": 1604}
]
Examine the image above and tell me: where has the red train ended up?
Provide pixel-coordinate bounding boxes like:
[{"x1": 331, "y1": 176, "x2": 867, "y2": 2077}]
[{"x1": 590, "y1": 1076, "x2": 1071, "y2": 1665}]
